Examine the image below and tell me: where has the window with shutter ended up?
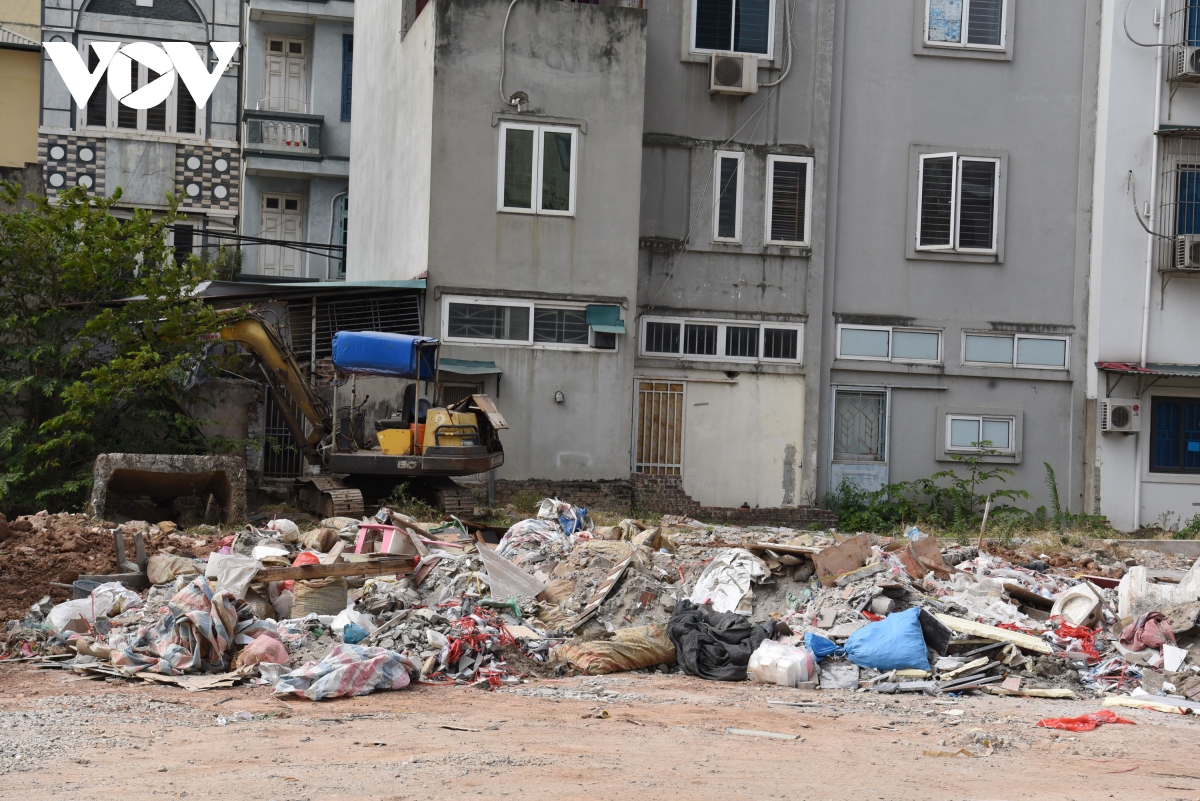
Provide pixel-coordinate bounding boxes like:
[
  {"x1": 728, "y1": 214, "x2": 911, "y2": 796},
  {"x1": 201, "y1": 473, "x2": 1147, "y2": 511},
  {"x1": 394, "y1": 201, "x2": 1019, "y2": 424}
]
[
  {"x1": 713, "y1": 151, "x2": 743, "y2": 242},
  {"x1": 918, "y1": 153, "x2": 955, "y2": 248},
  {"x1": 916, "y1": 151, "x2": 999, "y2": 254},
  {"x1": 341, "y1": 35, "x2": 353, "y2": 122},
  {"x1": 766, "y1": 155, "x2": 812, "y2": 245}
]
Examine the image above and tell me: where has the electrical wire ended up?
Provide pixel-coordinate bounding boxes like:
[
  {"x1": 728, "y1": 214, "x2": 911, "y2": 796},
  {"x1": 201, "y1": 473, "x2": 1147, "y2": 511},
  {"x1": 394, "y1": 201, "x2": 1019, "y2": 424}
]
[
  {"x1": 1129, "y1": 169, "x2": 1173, "y2": 240},
  {"x1": 760, "y1": 0, "x2": 798, "y2": 88},
  {"x1": 499, "y1": 0, "x2": 524, "y2": 109},
  {"x1": 1124, "y1": 0, "x2": 1173, "y2": 47}
]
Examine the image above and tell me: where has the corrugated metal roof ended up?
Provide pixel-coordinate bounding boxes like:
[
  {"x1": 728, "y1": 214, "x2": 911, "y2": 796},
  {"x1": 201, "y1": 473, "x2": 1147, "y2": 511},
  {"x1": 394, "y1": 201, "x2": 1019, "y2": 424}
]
[
  {"x1": 1097, "y1": 361, "x2": 1200, "y2": 378},
  {"x1": 0, "y1": 26, "x2": 39, "y2": 49}
]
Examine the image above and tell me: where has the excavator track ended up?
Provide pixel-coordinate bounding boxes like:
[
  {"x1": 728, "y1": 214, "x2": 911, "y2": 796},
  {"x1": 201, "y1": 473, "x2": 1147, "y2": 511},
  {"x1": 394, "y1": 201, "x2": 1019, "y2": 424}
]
[
  {"x1": 292, "y1": 476, "x2": 365, "y2": 519},
  {"x1": 428, "y1": 477, "x2": 477, "y2": 517}
]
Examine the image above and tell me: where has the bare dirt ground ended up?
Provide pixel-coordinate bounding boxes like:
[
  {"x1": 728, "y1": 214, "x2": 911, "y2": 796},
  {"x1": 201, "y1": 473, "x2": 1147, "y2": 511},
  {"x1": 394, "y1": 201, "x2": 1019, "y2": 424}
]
[{"x1": 1, "y1": 665, "x2": 1198, "y2": 801}]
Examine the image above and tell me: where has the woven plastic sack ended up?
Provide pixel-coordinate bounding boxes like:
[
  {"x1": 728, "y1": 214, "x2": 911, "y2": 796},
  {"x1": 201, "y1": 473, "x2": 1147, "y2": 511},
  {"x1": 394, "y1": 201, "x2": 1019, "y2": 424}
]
[{"x1": 555, "y1": 624, "x2": 676, "y2": 675}]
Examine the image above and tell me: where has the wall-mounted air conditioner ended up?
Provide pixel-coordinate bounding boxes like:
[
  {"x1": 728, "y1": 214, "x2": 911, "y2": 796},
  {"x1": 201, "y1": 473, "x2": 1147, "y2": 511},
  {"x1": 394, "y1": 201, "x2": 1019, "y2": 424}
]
[
  {"x1": 1100, "y1": 400, "x2": 1141, "y2": 434},
  {"x1": 1177, "y1": 234, "x2": 1200, "y2": 270},
  {"x1": 709, "y1": 52, "x2": 758, "y2": 96},
  {"x1": 1174, "y1": 45, "x2": 1200, "y2": 82}
]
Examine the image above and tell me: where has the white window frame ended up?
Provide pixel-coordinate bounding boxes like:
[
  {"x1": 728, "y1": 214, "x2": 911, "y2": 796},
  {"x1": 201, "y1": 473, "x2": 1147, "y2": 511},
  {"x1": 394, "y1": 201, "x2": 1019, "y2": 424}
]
[
  {"x1": 923, "y1": 0, "x2": 1008, "y2": 51},
  {"x1": 961, "y1": 332, "x2": 1070, "y2": 370},
  {"x1": 915, "y1": 151, "x2": 999, "y2": 254},
  {"x1": 77, "y1": 37, "x2": 203, "y2": 138},
  {"x1": 764, "y1": 154, "x2": 814, "y2": 247},
  {"x1": 712, "y1": 150, "x2": 745, "y2": 243},
  {"x1": 496, "y1": 122, "x2": 579, "y2": 217},
  {"x1": 640, "y1": 315, "x2": 803, "y2": 365},
  {"x1": 690, "y1": 0, "x2": 776, "y2": 58},
  {"x1": 836, "y1": 324, "x2": 943, "y2": 364},
  {"x1": 441, "y1": 296, "x2": 616, "y2": 352},
  {"x1": 945, "y1": 414, "x2": 1016, "y2": 454}
]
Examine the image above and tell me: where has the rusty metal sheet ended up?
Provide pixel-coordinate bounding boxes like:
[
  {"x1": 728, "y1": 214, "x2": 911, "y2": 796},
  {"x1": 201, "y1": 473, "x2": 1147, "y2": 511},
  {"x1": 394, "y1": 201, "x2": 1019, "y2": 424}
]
[{"x1": 470, "y1": 394, "x2": 508, "y2": 429}]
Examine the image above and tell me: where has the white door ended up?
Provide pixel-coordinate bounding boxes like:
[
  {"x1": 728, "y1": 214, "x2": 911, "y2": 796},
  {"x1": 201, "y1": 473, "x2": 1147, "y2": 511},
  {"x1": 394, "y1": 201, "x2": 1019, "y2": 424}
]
[
  {"x1": 265, "y1": 38, "x2": 307, "y2": 112},
  {"x1": 261, "y1": 194, "x2": 303, "y2": 276}
]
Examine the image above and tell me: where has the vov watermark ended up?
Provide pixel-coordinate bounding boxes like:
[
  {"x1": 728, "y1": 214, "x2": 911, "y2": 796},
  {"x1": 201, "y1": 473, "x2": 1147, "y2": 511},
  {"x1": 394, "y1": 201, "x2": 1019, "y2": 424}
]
[{"x1": 44, "y1": 41, "x2": 239, "y2": 110}]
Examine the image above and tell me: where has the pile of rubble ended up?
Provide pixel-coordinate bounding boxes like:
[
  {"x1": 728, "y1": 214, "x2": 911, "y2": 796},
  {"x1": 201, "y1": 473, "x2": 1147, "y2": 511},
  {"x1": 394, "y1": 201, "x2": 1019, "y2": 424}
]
[{"x1": 3, "y1": 499, "x2": 1200, "y2": 716}]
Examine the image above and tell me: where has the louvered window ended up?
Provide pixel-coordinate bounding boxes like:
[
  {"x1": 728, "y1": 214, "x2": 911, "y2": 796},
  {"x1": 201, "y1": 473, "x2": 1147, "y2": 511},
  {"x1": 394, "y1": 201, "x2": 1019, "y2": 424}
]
[
  {"x1": 917, "y1": 151, "x2": 999, "y2": 254},
  {"x1": 766, "y1": 155, "x2": 812, "y2": 245}
]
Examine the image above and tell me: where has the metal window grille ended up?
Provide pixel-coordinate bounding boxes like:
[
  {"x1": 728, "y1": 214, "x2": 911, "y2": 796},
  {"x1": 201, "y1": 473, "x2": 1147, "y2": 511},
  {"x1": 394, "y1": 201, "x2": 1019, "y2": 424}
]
[
  {"x1": 833, "y1": 391, "x2": 887, "y2": 463},
  {"x1": 289, "y1": 292, "x2": 423, "y2": 369},
  {"x1": 634, "y1": 380, "x2": 684, "y2": 475},
  {"x1": 1155, "y1": 134, "x2": 1200, "y2": 272},
  {"x1": 533, "y1": 308, "x2": 588, "y2": 344},
  {"x1": 263, "y1": 387, "x2": 304, "y2": 478}
]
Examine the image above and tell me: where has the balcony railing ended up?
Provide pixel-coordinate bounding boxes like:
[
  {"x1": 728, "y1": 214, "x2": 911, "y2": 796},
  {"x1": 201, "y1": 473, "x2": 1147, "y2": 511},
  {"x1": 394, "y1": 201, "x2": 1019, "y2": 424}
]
[{"x1": 243, "y1": 107, "x2": 323, "y2": 157}]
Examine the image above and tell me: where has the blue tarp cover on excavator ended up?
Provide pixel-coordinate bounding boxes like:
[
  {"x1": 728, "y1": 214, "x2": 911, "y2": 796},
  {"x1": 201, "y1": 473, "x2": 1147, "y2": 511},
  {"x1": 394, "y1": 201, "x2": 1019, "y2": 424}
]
[{"x1": 331, "y1": 331, "x2": 437, "y2": 378}]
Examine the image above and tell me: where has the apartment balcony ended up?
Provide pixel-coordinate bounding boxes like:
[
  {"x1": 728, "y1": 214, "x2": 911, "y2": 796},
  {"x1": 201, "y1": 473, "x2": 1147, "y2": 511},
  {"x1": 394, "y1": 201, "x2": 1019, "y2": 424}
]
[{"x1": 244, "y1": 104, "x2": 323, "y2": 159}]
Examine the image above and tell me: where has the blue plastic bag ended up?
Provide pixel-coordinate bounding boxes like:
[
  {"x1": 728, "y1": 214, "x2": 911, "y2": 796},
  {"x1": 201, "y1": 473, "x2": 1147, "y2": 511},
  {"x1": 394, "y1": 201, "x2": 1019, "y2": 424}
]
[
  {"x1": 342, "y1": 623, "x2": 369, "y2": 644},
  {"x1": 804, "y1": 632, "x2": 842, "y2": 662},
  {"x1": 843, "y1": 607, "x2": 930, "y2": 672}
]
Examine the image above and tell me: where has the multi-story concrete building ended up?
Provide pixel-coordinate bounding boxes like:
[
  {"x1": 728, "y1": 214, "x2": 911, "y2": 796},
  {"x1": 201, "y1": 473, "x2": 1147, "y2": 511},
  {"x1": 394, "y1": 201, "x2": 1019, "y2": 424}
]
[
  {"x1": 349, "y1": 0, "x2": 649, "y2": 487},
  {"x1": 633, "y1": 0, "x2": 835, "y2": 509},
  {"x1": 0, "y1": 0, "x2": 41, "y2": 171},
  {"x1": 1087, "y1": 0, "x2": 1200, "y2": 531},
  {"x1": 819, "y1": 0, "x2": 1101, "y2": 515},
  {"x1": 37, "y1": 0, "x2": 243, "y2": 247},
  {"x1": 239, "y1": 0, "x2": 352, "y2": 278}
]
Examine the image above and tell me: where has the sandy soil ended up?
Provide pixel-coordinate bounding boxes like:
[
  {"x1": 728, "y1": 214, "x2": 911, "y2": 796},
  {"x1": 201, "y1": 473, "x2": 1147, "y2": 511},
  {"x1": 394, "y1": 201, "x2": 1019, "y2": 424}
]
[{"x1": 1, "y1": 664, "x2": 1198, "y2": 801}]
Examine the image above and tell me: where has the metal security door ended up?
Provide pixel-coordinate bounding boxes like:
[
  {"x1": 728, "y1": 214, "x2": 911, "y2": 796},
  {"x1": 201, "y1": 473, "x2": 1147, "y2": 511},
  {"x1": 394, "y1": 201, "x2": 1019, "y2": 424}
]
[
  {"x1": 634, "y1": 380, "x2": 685, "y2": 475},
  {"x1": 829, "y1": 387, "x2": 889, "y2": 493}
]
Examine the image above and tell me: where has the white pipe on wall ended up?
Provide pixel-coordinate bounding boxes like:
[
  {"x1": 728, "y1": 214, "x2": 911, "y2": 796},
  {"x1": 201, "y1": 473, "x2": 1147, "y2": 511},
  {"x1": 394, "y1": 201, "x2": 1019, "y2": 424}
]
[{"x1": 1133, "y1": 0, "x2": 1167, "y2": 530}]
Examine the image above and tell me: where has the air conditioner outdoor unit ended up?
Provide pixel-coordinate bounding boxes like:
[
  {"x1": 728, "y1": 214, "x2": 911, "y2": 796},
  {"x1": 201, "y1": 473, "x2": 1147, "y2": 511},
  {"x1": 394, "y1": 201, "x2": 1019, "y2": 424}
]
[
  {"x1": 1100, "y1": 400, "x2": 1141, "y2": 434},
  {"x1": 1177, "y1": 234, "x2": 1200, "y2": 270},
  {"x1": 1174, "y1": 45, "x2": 1200, "y2": 81},
  {"x1": 709, "y1": 52, "x2": 758, "y2": 96}
]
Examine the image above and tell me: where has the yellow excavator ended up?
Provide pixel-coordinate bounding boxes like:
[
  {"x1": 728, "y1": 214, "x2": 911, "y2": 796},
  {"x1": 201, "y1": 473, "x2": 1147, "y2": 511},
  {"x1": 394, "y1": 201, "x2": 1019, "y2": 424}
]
[{"x1": 211, "y1": 313, "x2": 507, "y2": 518}]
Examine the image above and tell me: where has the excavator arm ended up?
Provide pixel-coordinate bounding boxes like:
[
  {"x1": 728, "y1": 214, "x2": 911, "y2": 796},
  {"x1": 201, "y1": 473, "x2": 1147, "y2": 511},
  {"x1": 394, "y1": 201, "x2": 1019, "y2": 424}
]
[{"x1": 217, "y1": 314, "x2": 332, "y2": 464}]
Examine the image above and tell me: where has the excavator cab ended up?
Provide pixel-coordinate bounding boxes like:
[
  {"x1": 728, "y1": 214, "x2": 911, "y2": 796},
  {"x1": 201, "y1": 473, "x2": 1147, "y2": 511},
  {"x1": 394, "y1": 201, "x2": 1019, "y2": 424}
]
[{"x1": 216, "y1": 315, "x2": 505, "y2": 518}]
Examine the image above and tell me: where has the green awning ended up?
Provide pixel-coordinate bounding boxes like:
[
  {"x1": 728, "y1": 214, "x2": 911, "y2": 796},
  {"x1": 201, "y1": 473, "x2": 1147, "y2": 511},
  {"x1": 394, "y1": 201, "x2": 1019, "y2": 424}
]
[
  {"x1": 586, "y1": 304, "x2": 625, "y2": 334},
  {"x1": 440, "y1": 358, "x2": 502, "y2": 376}
]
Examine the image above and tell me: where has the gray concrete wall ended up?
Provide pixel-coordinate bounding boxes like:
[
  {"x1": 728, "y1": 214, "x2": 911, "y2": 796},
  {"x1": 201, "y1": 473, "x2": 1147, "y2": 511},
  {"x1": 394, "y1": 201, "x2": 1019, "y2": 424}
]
[
  {"x1": 418, "y1": 0, "x2": 647, "y2": 481},
  {"x1": 634, "y1": 0, "x2": 836, "y2": 506},
  {"x1": 346, "y1": 0, "x2": 434, "y2": 281},
  {"x1": 820, "y1": 0, "x2": 1102, "y2": 513}
]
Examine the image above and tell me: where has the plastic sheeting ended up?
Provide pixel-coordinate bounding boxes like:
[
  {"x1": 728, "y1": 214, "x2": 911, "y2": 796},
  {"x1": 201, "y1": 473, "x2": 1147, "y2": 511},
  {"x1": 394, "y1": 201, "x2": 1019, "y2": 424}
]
[
  {"x1": 689, "y1": 549, "x2": 767, "y2": 614},
  {"x1": 273, "y1": 644, "x2": 418, "y2": 700},
  {"x1": 331, "y1": 331, "x2": 437, "y2": 378}
]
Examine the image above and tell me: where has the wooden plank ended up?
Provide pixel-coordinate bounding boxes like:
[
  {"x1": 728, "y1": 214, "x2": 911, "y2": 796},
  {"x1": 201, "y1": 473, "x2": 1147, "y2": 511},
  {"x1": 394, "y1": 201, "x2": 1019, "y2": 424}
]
[
  {"x1": 813, "y1": 534, "x2": 871, "y2": 587},
  {"x1": 746, "y1": 542, "x2": 821, "y2": 556},
  {"x1": 253, "y1": 557, "x2": 413, "y2": 583},
  {"x1": 934, "y1": 613, "x2": 1053, "y2": 654},
  {"x1": 569, "y1": 548, "x2": 636, "y2": 630}
]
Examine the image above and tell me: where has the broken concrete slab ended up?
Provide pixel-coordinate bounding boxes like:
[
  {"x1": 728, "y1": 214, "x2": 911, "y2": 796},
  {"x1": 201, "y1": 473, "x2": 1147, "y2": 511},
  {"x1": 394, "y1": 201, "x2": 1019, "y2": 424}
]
[
  {"x1": 476, "y1": 545, "x2": 548, "y2": 603},
  {"x1": 90, "y1": 453, "x2": 246, "y2": 523}
]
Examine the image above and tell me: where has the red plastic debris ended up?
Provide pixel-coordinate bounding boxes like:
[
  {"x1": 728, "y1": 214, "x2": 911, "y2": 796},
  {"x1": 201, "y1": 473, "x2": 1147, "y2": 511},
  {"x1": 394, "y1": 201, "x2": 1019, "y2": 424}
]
[
  {"x1": 861, "y1": 611, "x2": 884, "y2": 622},
  {"x1": 1051, "y1": 616, "x2": 1101, "y2": 662},
  {"x1": 1035, "y1": 710, "x2": 1135, "y2": 732}
]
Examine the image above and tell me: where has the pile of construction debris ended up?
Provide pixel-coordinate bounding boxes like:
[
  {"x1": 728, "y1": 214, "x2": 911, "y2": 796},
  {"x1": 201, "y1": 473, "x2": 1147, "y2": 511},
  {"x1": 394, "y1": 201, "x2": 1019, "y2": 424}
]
[{"x1": 4, "y1": 501, "x2": 1200, "y2": 716}]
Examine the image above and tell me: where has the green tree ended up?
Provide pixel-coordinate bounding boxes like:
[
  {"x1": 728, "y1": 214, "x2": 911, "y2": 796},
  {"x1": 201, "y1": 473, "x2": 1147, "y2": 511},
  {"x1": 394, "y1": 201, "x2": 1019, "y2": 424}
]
[{"x1": 0, "y1": 183, "x2": 228, "y2": 513}]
